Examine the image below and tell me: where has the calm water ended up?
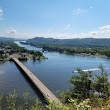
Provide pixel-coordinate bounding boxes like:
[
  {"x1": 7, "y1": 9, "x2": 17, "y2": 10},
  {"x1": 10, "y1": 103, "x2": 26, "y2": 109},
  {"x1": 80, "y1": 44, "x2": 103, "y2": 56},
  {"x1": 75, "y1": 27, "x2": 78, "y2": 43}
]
[{"x1": 0, "y1": 41, "x2": 110, "y2": 104}]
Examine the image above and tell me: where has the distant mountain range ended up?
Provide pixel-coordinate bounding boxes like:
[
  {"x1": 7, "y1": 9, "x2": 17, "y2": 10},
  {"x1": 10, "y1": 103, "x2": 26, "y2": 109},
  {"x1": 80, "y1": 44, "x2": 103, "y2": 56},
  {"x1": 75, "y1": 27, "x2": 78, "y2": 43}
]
[
  {"x1": 1, "y1": 36, "x2": 110, "y2": 48},
  {"x1": 27, "y1": 37, "x2": 110, "y2": 48},
  {"x1": 0, "y1": 37, "x2": 27, "y2": 41},
  {"x1": 0, "y1": 37, "x2": 14, "y2": 41}
]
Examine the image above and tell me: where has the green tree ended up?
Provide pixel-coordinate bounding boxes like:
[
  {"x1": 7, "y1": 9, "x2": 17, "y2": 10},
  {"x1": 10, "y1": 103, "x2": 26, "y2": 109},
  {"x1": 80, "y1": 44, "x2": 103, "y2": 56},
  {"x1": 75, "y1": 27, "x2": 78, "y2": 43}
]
[
  {"x1": 6, "y1": 90, "x2": 17, "y2": 110},
  {"x1": 22, "y1": 91, "x2": 29, "y2": 110},
  {"x1": 0, "y1": 50, "x2": 4, "y2": 54},
  {"x1": 46, "y1": 100, "x2": 68, "y2": 110},
  {"x1": 35, "y1": 51, "x2": 43, "y2": 57},
  {"x1": 32, "y1": 55, "x2": 36, "y2": 60},
  {"x1": 0, "y1": 94, "x2": 3, "y2": 110},
  {"x1": 0, "y1": 50, "x2": 4, "y2": 59},
  {"x1": 30, "y1": 99, "x2": 43, "y2": 110},
  {"x1": 93, "y1": 64, "x2": 110, "y2": 100},
  {"x1": 69, "y1": 68, "x2": 93, "y2": 100}
]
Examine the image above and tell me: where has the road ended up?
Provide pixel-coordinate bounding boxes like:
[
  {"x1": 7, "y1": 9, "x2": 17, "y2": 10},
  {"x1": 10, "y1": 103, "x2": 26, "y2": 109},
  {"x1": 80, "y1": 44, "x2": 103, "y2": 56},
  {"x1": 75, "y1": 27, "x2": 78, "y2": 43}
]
[{"x1": 10, "y1": 56, "x2": 61, "y2": 103}]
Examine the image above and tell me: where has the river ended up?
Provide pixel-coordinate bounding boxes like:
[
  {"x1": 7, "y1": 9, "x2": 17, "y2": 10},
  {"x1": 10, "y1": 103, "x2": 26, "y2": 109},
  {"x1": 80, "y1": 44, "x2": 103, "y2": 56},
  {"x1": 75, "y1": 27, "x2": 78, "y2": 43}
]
[{"x1": 0, "y1": 41, "x2": 110, "y2": 105}]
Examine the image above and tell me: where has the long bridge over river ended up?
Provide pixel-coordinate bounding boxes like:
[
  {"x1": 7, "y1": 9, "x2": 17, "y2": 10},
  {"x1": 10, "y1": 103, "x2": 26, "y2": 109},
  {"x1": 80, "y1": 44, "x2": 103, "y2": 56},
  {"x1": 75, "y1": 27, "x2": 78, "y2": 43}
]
[{"x1": 10, "y1": 56, "x2": 61, "y2": 103}]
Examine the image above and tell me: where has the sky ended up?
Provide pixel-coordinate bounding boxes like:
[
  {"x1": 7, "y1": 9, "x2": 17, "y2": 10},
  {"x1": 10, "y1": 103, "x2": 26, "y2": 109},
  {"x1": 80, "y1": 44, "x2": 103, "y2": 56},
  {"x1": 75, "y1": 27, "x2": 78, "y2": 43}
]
[{"x1": 0, "y1": 0, "x2": 110, "y2": 39}]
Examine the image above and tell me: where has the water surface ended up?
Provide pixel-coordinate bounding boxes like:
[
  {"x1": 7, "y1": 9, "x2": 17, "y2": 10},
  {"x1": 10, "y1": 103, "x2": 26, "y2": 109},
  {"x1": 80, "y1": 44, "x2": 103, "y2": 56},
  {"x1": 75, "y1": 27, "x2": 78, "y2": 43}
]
[{"x1": 0, "y1": 41, "x2": 110, "y2": 104}]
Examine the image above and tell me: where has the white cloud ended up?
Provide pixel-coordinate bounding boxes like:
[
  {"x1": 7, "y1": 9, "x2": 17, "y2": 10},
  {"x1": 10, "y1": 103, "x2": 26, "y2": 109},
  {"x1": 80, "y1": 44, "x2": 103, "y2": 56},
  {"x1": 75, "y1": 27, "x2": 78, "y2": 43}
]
[
  {"x1": 3, "y1": 28, "x2": 17, "y2": 36},
  {"x1": 64, "y1": 24, "x2": 71, "y2": 30},
  {"x1": 1, "y1": 25, "x2": 110, "y2": 39},
  {"x1": 0, "y1": 9, "x2": 3, "y2": 20},
  {"x1": 89, "y1": 25, "x2": 110, "y2": 38},
  {"x1": 9, "y1": 29, "x2": 17, "y2": 34},
  {"x1": 99, "y1": 25, "x2": 110, "y2": 30},
  {"x1": 0, "y1": 31, "x2": 94, "y2": 39},
  {"x1": 73, "y1": 8, "x2": 87, "y2": 16}
]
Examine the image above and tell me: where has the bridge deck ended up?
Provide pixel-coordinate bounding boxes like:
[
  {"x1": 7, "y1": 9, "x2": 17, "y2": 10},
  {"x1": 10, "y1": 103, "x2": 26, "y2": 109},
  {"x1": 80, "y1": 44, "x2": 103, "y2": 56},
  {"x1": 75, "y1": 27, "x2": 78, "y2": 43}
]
[{"x1": 11, "y1": 56, "x2": 61, "y2": 103}]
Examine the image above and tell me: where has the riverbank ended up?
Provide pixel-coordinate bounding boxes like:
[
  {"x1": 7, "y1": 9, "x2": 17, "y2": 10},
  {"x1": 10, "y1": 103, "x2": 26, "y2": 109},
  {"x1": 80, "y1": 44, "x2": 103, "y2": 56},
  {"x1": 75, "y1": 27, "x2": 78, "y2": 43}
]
[
  {"x1": 74, "y1": 53, "x2": 107, "y2": 58},
  {"x1": 0, "y1": 53, "x2": 48, "y2": 61},
  {"x1": 23, "y1": 42, "x2": 110, "y2": 58},
  {"x1": 11, "y1": 53, "x2": 48, "y2": 60},
  {"x1": 0, "y1": 41, "x2": 47, "y2": 61},
  {"x1": 0, "y1": 57, "x2": 11, "y2": 61}
]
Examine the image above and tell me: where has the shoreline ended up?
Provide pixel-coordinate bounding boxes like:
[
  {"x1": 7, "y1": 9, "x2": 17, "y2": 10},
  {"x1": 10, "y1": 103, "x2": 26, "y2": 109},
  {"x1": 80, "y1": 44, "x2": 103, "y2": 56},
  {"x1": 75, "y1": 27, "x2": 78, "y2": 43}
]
[
  {"x1": 23, "y1": 42, "x2": 109, "y2": 59},
  {"x1": 0, "y1": 54, "x2": 48, "y2": 61}
]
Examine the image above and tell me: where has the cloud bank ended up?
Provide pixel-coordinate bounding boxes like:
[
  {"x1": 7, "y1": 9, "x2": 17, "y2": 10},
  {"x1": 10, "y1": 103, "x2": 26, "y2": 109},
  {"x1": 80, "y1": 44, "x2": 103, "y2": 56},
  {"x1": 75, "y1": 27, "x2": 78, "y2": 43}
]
[{"x1": 0, "y1": 25, "x2": 110, "y2": 39}]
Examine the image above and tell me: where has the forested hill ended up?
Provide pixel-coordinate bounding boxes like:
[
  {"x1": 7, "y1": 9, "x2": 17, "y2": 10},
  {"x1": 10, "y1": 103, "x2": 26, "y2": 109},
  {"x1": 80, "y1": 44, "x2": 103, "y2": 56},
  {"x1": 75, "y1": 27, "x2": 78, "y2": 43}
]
[
  {"x1": 0, "y1": 37, "x2": 26, "y2": 42},
  {"x1": 27, "y1": 37, "x2": 110, "y2": 48},
  {"x1": 0, "y1": 37, "x2": 14, "y2": 41}
]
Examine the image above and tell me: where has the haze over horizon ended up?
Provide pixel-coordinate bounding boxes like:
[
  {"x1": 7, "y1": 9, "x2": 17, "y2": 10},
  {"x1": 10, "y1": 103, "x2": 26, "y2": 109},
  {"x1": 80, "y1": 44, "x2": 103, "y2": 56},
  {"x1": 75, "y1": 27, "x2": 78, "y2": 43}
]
[{"x1": 0, "y1": 0, "x2": 110, "y2": 39}]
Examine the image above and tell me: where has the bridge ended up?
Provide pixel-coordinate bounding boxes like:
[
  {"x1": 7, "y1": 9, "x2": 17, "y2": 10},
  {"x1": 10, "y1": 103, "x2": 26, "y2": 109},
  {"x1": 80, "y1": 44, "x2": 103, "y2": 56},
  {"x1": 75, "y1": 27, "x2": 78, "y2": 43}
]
[{"x1": 10, "y1": 56, "x2": 61, "y2": 103}]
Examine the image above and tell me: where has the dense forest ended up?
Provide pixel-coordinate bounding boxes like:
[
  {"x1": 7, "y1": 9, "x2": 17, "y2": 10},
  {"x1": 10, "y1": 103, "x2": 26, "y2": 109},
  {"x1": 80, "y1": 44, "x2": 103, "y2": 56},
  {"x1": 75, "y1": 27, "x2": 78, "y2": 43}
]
[
  {"x1": 25, "y1": 37, "x2": 110, "y2": 57},
  {"x1": 27, "y1": 37, "x2": 110, "y2": 48}
]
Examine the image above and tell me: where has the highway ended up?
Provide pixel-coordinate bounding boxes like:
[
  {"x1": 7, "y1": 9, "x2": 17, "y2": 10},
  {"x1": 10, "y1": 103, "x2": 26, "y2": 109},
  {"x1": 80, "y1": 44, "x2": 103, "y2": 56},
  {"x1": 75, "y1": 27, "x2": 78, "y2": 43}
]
[{"x1": 10, "y1": 56, "x2": 61, "y2": 103}]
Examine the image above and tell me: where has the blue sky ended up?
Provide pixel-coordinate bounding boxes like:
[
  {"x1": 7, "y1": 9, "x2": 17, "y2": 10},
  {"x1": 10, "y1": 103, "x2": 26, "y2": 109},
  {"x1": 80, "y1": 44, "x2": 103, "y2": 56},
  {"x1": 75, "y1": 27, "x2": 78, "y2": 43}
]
[{"x1": 0, "y1": 0, "x2": 110, "y2": 39}]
